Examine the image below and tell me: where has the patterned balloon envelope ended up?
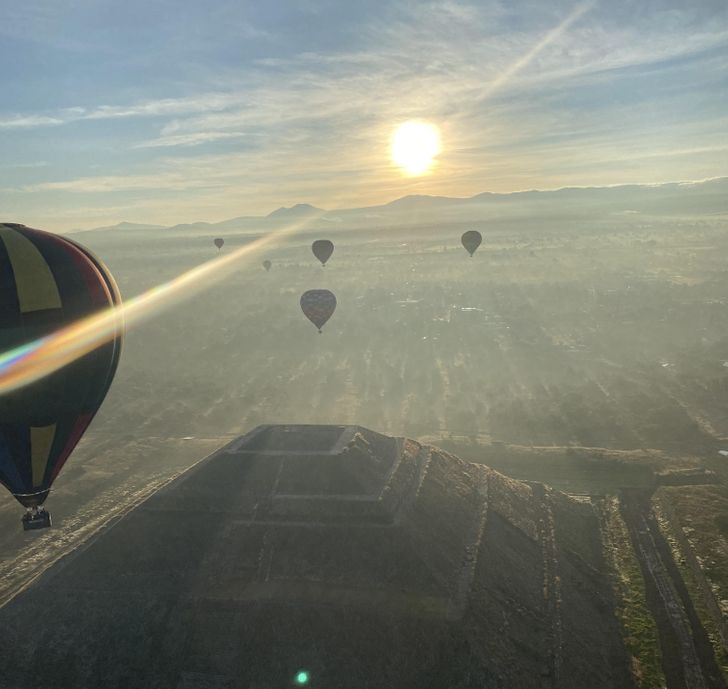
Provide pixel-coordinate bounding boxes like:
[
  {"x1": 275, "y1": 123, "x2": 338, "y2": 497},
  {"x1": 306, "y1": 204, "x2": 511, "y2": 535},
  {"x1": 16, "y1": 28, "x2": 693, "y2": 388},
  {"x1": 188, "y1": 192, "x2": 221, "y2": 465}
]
[{"x1": 0, "y1": 224, "x2": 122, "y2": 526}]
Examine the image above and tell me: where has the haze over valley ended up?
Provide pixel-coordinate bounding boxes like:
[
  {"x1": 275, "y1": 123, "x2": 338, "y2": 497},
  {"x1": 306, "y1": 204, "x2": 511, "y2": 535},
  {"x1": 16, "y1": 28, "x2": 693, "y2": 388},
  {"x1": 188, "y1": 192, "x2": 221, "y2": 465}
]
[{"x1": 3, "y1": 179, "x2": 728, "y2": 687}]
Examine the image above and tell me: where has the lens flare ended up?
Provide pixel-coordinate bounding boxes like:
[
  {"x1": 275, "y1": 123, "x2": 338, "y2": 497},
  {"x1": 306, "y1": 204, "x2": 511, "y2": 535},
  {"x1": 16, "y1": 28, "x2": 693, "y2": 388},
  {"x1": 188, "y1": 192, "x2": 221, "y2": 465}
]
[{"x1": 0, "y1": 214, "x2": 321, "y2": 396}]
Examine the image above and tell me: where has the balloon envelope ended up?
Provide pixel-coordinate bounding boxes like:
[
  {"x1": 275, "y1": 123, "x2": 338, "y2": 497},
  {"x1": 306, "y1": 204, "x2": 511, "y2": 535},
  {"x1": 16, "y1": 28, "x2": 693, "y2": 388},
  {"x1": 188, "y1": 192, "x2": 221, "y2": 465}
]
[
  {"x1": 214, "y1": 238, "x2": 224, "y2": 250},
  {"x1": 461, "y1": 230, "x2": 482, "y2": 256},
  {"x1": 300, "y1": 289, "x2": 336, "y2": 332},
  {"x1": 0, "y1": 224, "x2": 123, "y2": 508},
  {"x1": 312, "y1": 239, "x2": 334, "y2": 266},
  {"x1": 262, "y1": 260, "x2": 272, "y2": 271}
]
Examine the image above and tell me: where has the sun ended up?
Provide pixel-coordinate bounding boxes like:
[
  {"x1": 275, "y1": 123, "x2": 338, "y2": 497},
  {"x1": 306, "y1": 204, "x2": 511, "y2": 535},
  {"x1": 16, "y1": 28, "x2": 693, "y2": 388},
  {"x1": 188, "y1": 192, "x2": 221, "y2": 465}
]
[{"x1": 391, "y1": 121, "x2": 441, "y2": 176}]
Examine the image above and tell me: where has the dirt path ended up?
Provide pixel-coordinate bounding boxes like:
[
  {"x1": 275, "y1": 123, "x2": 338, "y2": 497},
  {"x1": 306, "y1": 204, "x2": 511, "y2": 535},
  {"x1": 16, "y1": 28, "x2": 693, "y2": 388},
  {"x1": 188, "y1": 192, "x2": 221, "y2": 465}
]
[{"x1": 532, "y1": 483, "x2": 563, "y2": 688}]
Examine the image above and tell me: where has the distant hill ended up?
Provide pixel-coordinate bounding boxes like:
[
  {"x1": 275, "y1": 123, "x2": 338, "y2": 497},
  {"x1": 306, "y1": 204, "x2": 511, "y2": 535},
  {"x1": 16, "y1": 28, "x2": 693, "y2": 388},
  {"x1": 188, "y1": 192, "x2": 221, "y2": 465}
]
[
  {"x1": 69, "y1": 221, "x2": 168, "y2": 234},
  {"x1": 267, "y1": 202, "x2": 324, "y2": 219},
  {"x1": 161, "y1": 205, "x2": 325, "y2": 233},
  {"x1": 164, "y1": 221, "x2": 212, "y2": 232},
  {"x1": 383, "y1": 193, "x2": 464, "y2": 208},
  {"x1": 77, "y1": 177, "x2": 728, "y2": 234}
]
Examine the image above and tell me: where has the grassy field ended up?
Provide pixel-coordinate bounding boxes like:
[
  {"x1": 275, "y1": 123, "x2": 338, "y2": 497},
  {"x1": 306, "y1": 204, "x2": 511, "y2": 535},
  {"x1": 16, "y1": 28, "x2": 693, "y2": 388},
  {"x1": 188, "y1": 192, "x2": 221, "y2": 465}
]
[
  {"x1": 654, "y1": 486, "x2": 728, "y2": 679},
  {"x1": 596, "y1": 496, "x2": 666, "y2": 689}
]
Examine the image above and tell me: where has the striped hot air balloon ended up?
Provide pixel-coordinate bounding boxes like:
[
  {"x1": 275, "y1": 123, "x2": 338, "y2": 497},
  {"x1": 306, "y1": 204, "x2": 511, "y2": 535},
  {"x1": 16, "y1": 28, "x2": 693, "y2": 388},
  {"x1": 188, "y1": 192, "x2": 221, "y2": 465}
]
[{"x1": 0, "y1": 224, "x2": 123, "y2": 529}]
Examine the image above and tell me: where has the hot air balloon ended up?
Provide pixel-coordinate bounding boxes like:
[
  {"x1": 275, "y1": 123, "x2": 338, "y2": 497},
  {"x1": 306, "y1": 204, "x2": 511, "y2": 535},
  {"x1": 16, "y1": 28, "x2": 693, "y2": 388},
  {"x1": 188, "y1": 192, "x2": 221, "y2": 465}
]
[
  {"x1": 461, "y1": 230, "x2": 482, "y2": 257},
  {"x1": 300, "y1": 289, "x2": 336, "y2": 333},
  {"x1": 262, "y1": 260, "x2": 272, "y2": 272},
  {"x1": 311, "y1": 239, "x2": 334, "y2": 266},
  {"x1": 0, "y1": 224, "x2": 123, "y2": 530},
  {"x1": 214, "y1": 238, "x2": 224, "y2": 250}
]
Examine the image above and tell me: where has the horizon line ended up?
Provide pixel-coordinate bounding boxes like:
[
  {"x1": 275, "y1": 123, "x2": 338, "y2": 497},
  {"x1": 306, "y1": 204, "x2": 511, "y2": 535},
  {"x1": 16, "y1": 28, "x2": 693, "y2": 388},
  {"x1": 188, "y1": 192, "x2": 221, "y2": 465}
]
[{"x1": 53, "y1": 173, "x2": 728, "y2": 234}]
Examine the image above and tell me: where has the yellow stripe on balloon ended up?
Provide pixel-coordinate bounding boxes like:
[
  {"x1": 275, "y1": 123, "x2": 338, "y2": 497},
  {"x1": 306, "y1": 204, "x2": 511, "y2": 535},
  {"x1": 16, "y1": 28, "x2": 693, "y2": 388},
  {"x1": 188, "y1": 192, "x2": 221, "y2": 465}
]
[
  {"x1": 0, "y1": 225, "x2": 62, "y2": 313},
  {"x1": 31, "y1": 424, "x2": 57, "y2": 487}
]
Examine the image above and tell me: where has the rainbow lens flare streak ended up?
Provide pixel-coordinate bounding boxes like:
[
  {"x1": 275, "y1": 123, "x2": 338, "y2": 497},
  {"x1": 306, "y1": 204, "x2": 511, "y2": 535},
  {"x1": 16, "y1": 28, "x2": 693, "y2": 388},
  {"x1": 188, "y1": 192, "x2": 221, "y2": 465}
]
[{"x1": 0, "y1": 215, "x2": 317, "y2": 396}]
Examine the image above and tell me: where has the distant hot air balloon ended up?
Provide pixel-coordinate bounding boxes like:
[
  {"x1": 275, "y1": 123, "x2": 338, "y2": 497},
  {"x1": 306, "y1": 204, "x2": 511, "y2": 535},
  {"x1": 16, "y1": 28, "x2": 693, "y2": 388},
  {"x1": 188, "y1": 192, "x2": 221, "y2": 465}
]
[
  {"x1": 461, "y1": 230, "x2": 482, "y2": 257},
  {"x1": 300, "y1": 289, "x2": 336, "y2": 333},
  {"x1": 214, "y1": 238, "x2": 224, "y2": 250},
  {"x1": 0, "y1": 224, "x2": 123, "y2": 530},
  {"x1": 262, "y1": 260, "x2": 272, "y2": 272},
  {"x1": 311, "y1": 239, "x2": 334, "y2": 266}
]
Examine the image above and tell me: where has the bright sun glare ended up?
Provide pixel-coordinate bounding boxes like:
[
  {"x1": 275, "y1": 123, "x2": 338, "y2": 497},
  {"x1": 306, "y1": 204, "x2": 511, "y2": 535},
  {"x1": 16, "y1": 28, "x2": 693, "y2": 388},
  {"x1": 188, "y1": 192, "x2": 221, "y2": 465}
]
[{"x1": 391, "y1": 121, "x2": 441, "y2": 176}]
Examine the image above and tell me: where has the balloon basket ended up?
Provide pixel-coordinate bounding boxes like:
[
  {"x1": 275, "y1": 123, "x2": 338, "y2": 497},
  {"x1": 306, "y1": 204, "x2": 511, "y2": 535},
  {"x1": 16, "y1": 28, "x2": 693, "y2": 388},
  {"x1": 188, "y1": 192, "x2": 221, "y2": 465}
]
[{"x1": 22, "y1": 508, "x2": 51, "y2": 531}]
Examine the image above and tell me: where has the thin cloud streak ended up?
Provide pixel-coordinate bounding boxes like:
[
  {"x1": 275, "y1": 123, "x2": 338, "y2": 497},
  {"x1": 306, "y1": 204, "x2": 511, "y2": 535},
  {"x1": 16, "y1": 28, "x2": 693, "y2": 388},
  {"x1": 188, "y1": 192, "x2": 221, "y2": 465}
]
[
  {"x1": 133, "y1": 131, "x2": 248, "y2": 149},
  {"x1": 0, "y1": 115, "x2": 64, "y2": 129},
  {"x1": 475, "y1": 1, "x2": 596, "y2": 103}
]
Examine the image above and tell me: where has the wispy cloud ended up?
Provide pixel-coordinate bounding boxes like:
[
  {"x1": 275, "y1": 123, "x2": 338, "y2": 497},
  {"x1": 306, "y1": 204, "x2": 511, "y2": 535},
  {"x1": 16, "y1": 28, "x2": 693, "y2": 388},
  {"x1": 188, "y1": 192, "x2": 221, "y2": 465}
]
[
  {"x1": 0, "y1": 115, "x2": 64, "y2": 129},
  {"x1": 83, "y1": 93, "x2": 245, "y2": 121},
  {"x1": 0, "y1": 93, "x2": 246, "y2": 130},
  {"x1": 8, "y1": 161, "x2": 50, "y2": 168},
  {"x1": 4, "y1": 4, "x2": 726, "y2": 134},
  {"x1": 21, "y1": 172, "x2": 218, "y2": 193},
  {"x1": 134, "y1": 131, "x2": 249, "y2": 149}
]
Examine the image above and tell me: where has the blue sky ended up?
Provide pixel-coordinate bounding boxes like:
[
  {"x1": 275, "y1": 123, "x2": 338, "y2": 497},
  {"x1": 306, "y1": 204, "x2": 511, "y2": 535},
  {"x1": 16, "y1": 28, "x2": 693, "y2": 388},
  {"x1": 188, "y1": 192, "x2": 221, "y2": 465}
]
[{"x1": 1, "y1": 0, "x2": 727, "y2": 230}]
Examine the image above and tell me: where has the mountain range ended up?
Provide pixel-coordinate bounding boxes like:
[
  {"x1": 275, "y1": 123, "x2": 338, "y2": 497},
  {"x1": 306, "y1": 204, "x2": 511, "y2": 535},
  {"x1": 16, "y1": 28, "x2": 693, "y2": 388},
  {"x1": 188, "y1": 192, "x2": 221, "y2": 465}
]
[{"x1": 72, "y1": 176, "x2": 728, "y2": 235}]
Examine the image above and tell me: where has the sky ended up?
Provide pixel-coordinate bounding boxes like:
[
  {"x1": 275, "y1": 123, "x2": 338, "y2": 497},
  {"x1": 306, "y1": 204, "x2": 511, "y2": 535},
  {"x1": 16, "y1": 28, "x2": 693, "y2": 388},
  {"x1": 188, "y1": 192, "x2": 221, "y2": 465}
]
[{"x1": 1, "y1": 0, "x2": 727, "y2": 231}]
